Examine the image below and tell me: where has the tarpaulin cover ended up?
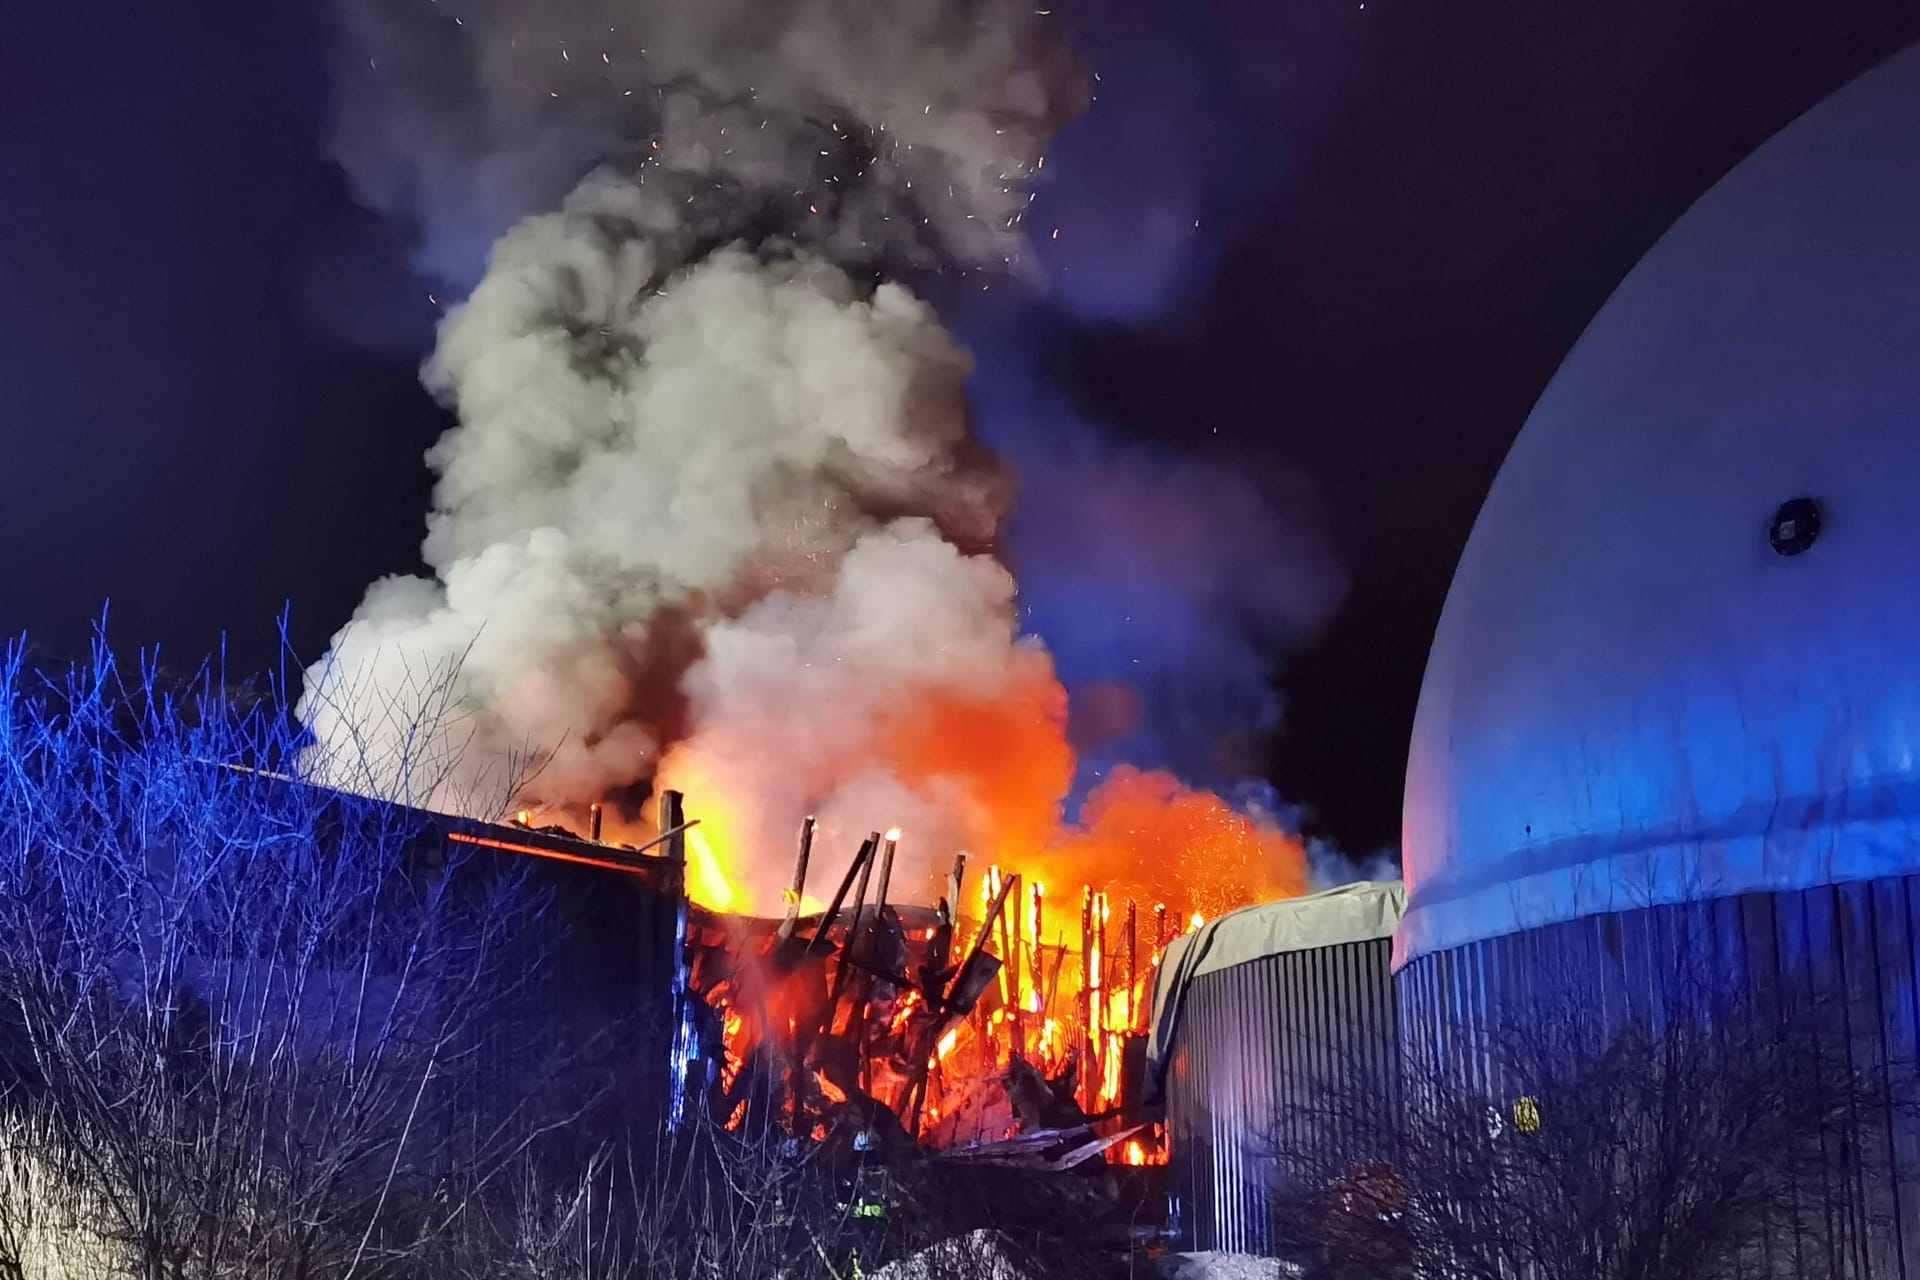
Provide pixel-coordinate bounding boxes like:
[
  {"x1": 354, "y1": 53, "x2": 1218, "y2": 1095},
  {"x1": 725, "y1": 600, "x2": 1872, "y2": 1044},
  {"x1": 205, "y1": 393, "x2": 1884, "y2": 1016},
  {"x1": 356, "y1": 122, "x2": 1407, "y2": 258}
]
[{"x1": 1145, "y1": 879, "x2": 1404, "y2": 1083}]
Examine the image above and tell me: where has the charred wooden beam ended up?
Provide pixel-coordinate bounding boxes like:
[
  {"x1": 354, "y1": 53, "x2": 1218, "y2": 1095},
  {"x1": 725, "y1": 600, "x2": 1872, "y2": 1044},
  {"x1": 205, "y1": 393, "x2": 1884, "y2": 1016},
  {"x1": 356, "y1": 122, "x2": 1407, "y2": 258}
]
[
  {"x1": 850, "y1": 831, "x2": 899, "y2": 1095},
  {"x1": 776, "y1": 814, "x2": 817, "y2": 942},
  {"x1": 947, "y1": 852, "x2": 967, "y2": 924},
  {"x1": 822, "y1": 832, "x2": 880, "y2": 1034},
  {"x1": 660, "y1": 791, "x2": 686, "y2": 861},
  {"x1": 795, "y1": 834, "x2": 876, "y2": 960},
  {"x1": 1010, "y1": 872, "x2": 1025, "y2": 1058},
  {"x1": 1079, "y1": 887, "x2": 1094, "y2": 1112},
  {"x1": 874, "y1": 828, "x2": 899, "y2": 919},
  {"x1": 1124, "y1": 899, "x2": 1138, "y2": 1032},
  {"x1": 905, "y1": 868, "x2": 1018, "y2": 1137}
]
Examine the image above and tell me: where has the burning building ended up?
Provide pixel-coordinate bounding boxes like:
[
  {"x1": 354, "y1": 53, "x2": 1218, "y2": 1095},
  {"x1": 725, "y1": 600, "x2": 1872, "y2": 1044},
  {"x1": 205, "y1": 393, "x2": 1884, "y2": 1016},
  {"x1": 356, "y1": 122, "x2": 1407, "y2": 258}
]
[
  {"x1": 297, "y1": 0, "x2": 1335, "y2": 1212},
  {"x1": 679, "y1": 815, "x2": 1202, "y2": 1167},
  {"x1": 1398, "y1": 40, "x2": 1920, "y2": 1277},
  {"x1": 1148, "y1": 880, "x2": 1404, "y2": 1254}
]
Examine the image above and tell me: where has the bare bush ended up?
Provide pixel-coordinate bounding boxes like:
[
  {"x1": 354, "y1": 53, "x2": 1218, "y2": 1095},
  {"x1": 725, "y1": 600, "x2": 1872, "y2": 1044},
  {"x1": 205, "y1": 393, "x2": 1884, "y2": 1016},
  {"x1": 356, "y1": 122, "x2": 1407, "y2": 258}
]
[
  {"x1": 0, "y1": 633, "x2": 589, "y2": 1279},
  {"x1": 491, "y1": 1106, "x2": 1131, "y2": 1280},
  {"x1": 1265, "y1": 954, "x2": 1913, "y2": 1280},
  {"x1": 490, "y1": 1106, "x2": 886, "y2": 1280},
  {"x1": 0, "y1": 1112, "x2": 124, "y2": 1279}
]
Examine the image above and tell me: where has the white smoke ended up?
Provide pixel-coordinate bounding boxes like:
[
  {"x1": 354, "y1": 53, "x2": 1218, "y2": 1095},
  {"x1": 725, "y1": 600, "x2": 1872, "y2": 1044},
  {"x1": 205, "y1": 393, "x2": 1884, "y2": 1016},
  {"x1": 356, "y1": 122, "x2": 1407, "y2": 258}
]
[
  {"x1": 302, "y1": 196, "x2": 1007, "y2": 810},
  {"x1": 302, "y1": 0, "x2": 1082, "y2": 902},
  {"x1": 658, "y1": 522, "x2": 1062, "y2": 903}
]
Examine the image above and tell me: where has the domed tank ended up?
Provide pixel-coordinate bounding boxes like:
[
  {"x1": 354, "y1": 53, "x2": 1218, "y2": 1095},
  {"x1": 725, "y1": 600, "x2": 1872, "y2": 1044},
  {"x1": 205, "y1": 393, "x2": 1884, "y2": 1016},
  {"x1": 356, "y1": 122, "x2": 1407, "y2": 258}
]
[
  {"x1": 1402, "y1": 39, "x2": 1920, "y2": 966},
  {"x1": 1398, "y1": 42, "x2": 1920, "y2": 1278}
]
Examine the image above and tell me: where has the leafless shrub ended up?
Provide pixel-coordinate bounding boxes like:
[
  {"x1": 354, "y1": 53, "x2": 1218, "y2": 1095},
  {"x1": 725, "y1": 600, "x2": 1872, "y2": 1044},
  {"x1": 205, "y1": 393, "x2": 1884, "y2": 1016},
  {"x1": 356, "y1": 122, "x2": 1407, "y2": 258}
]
[
  {"x1": 483, "y1": 1107, "x2": 881, "y2": 1280},
  {"x1": 0, "y1": 1111, "x2": 125, "y2": 1279},
  {"x1": 490, "y1": 1105, "x2": 1133, "y2": 1280},
  {"x1": 1264, "y1": 952, "x2": 1913, "y2": 1280},
  {"x1": 0, "y1": 631, "x2": 591, "y2": 1279}
]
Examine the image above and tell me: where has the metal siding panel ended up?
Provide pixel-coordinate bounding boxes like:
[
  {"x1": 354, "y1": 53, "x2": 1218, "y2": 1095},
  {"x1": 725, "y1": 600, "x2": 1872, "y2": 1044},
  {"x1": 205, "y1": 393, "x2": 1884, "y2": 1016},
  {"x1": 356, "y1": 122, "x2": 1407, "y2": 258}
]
[
  {"x1": 1394, "y1": 878, "x2": 1920, "y2": 1279},
  {"x1": 1874, "y1": 877, "x2": 1920, "y2": 1275},
  {"x1": 1163, "y1": 936, "x2": 1399, "y2": 1255}
]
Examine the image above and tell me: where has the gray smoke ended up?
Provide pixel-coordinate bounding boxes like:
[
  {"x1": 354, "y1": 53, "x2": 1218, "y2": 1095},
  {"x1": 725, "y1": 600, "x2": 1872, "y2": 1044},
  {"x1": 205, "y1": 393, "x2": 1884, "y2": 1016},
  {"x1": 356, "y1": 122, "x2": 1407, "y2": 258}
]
[
  {"x1": 327, "y1": 0, "x2": 1080, "y2": 287},
  {"x1": 301, "y1": 0, "x2": 1084, "y2": 906}
]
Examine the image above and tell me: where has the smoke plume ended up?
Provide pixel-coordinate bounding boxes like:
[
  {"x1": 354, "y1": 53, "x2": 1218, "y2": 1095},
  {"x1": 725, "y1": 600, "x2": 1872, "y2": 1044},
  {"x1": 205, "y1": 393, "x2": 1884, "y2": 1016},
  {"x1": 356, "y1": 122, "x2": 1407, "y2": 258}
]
[
  {"x1": 326, "y1": 0, "x2": 1078, "y2": 287},
  {"x1": 305, "y1": 0, "x2": 1344, "y2": 914}
]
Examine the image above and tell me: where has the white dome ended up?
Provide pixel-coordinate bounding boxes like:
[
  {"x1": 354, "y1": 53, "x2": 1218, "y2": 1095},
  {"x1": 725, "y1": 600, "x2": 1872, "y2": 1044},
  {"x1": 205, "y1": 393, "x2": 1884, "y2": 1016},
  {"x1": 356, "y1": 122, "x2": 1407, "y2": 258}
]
[{"x1": 1398, "y1": 44, "x2": 1920, "y2": 968}]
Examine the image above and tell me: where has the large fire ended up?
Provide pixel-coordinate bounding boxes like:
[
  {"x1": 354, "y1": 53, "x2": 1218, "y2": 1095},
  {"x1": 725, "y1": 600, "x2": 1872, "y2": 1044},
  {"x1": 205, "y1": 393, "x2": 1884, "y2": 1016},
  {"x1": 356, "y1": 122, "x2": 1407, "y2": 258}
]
[
  {"x1": 669, "y1": 763, "x2": 1300, "y2": 940},
  {"x1": 515, "y1": 659, "x2": 1306, "y2": 1164},
  {"x1": 684, "y1": 846, "x2": 1207, "y2": 1163},
  {"x1": 663, "y1": 790, "x2": 1268, "y2": 1165},
  {"x1": 655, "y1": 655, "x2": 1307, "y2": 925}
]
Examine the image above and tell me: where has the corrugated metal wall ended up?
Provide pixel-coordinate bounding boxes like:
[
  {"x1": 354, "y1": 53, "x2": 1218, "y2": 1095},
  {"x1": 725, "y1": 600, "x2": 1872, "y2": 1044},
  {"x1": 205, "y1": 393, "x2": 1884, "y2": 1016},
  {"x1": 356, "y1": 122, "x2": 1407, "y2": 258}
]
[
  {"x1": 451, "y1": 827, "x2": 688, "y2": 1147},
  {"x1": 1398, "y1": 876, "x2": 1920, "y2": 1280},
  {"x1": 1164, "y1": 877, "x2": 1920, "y2": 1269},
  {"x1": 1163, "y1": 936, "x2": 1400, "y2": 1253}
]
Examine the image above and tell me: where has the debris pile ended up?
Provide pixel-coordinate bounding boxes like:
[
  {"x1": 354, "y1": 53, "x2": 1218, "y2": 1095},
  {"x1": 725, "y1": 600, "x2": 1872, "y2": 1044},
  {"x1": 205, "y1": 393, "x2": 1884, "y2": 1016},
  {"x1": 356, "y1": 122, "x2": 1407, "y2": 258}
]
[{"x1": 679, "y1": 818, "x2": 1181, "y2": 1174}]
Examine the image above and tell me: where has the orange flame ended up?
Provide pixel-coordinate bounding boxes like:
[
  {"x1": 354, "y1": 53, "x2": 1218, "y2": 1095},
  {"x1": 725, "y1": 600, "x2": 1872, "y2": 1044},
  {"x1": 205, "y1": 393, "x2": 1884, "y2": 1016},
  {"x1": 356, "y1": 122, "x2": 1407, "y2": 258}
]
[
  {"x1": 650, "y1": 649, "x2": 1321, "y2": 1153},
  {"x1": 688, "y1": 828, "x2": 738, "y2": 912}
]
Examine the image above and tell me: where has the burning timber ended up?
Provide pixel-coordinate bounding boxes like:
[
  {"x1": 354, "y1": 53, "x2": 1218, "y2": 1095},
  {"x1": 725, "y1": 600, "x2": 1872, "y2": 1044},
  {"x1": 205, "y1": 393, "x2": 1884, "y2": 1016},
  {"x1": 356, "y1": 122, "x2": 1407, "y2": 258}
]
[
  {"x1": 670, "y1": 817, "x2": 1181, "y2": 1169},
  {"x1": 467, "y1": 789, "x2": 1183, "y2": 1168}
]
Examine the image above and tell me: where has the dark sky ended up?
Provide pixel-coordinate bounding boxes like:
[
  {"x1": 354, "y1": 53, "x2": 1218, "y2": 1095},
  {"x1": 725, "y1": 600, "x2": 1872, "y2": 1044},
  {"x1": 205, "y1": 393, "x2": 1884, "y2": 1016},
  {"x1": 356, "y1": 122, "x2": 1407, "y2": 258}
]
[{"x1": 1, "y1": 0, "x2": 1914, "y2": 856}]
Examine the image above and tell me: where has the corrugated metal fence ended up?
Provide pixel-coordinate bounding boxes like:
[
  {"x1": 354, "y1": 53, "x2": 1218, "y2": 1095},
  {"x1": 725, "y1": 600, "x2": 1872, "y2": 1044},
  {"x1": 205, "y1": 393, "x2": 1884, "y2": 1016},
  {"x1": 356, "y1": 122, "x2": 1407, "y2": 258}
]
[
  {"x1": 1397, "y1": 876, "x2": 1920, "y2": 1280},
  {"x1": 1164, "y1": 936, "x2": 1400, "y2": 1253},
  {"x1": 1165, "y1": 876, "x2": 1920, "y2": 1273}
]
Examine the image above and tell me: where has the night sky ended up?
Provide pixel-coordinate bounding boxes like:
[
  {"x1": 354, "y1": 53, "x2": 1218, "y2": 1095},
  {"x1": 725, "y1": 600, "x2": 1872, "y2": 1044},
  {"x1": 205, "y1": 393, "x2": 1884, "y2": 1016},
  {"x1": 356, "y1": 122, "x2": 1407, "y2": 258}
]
[{"x1": 2, "y1": 0, "x2": 1915, "y2": 857}]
